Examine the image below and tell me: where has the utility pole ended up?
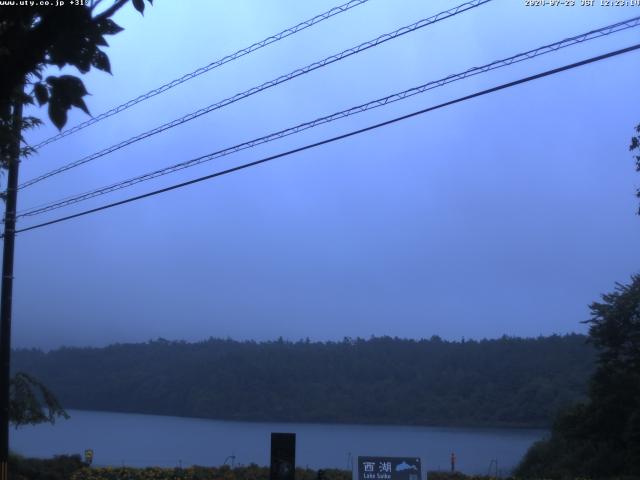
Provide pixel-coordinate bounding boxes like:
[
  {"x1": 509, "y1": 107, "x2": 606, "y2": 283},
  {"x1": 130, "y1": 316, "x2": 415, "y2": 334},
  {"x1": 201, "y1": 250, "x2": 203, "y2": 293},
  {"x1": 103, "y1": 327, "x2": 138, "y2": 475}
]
[{"x1": 0, "y1": 87, "x2": 24, "y2": 480}]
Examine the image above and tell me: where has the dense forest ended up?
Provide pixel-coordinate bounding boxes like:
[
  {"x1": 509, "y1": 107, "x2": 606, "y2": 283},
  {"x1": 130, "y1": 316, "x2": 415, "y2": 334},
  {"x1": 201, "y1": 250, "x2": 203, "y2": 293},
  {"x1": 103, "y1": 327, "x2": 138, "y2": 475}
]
[{"x1": 12, "y1": 334, "x2": 594, "y2": 428}]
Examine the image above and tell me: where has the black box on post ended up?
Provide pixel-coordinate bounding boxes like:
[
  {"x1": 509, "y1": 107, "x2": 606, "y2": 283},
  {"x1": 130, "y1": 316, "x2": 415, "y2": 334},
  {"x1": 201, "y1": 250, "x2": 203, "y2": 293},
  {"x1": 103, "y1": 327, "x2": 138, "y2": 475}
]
[{"x1": 270, "y1": 432, "x2": 296, "y2": 480}]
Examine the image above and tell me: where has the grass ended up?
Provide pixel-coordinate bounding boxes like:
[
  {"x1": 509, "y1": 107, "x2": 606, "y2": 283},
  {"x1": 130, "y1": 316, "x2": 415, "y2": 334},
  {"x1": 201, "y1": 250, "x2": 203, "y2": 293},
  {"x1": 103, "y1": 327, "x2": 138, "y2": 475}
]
[{"x1": 8, "y1": 455, "x2": 633, "y2": 480}]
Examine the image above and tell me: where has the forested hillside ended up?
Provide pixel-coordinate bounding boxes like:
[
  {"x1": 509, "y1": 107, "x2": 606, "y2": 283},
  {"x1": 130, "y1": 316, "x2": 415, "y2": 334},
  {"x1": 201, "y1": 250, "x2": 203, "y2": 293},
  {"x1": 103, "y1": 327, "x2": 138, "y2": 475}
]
[{"x1": 12, "y1": 335, "x2": 594, "y2": 428}]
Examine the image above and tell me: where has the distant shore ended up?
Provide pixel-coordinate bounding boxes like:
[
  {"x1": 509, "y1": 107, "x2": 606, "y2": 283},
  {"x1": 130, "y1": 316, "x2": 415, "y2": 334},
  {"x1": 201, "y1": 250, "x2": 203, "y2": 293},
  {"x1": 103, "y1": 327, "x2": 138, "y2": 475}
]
[{"x1": 13, "y1": 334, "x2": 593, "y2": 429}]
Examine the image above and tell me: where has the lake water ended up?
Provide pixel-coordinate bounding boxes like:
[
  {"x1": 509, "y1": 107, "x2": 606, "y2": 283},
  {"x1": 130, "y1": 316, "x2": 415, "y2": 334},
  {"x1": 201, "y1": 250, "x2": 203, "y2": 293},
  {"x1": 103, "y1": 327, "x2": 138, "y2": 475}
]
[{"x1": 11, "y1": 410, "x2": 546, "y2": 475}]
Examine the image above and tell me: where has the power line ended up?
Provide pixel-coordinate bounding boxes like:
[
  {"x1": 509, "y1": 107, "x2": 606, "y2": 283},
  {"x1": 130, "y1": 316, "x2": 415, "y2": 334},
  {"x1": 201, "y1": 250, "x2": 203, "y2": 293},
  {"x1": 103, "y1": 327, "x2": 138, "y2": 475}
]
[
  {"x1": 19, "y1": 0, "x2": 492, "y2": 190},
  {"x1": 32, "y1": 0, "x2": 372, "y2": 150},
  {"x1": 11, "y1": 43, "x2": 640, "y2": 237},
  {"x1": 16, "y1": 15, "x2": 640, "y2": 219}
]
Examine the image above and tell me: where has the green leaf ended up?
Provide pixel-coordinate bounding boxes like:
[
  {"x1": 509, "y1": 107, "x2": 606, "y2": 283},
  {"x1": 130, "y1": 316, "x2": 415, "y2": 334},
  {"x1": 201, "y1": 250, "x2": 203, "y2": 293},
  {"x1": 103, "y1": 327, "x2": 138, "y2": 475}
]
[
  {"x1": 132, "y1": 0, "x2": 145, "y2": 14},
  {"x1": 71, "y1": 96, "x2": 90, "y2": 116},
  {"x1": 95, "y1": 34, "x2": 109, "y2": 47},
  {"x1": 92, "y1": 50, "x2": 111, "y2": 74},
  {"x1": 34, "y1": 83, "x2": 49, "y2": 106},
  {"x1": 99, "y1": 18, "x2": 124, "y2": 35},
  {"x1": 48, "y1": 100, "x2": 68, "y2": 130},
  {"x1": 45, "y1": 75, "x2": 91, "y2": 127},
  {"x1": 21, "y1": 116, "x2": 44, "y2": 130},
  {"x1": 57, "y1": 75, "x2": 88, "y2": 97}
]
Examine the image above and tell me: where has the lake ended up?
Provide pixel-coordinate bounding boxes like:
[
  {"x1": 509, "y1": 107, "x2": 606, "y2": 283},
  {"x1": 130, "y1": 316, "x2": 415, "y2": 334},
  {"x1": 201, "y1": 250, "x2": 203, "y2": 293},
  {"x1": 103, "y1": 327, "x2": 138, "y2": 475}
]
[{"x1": 11, "y1": 410, "x2": 546, "y2": 475}]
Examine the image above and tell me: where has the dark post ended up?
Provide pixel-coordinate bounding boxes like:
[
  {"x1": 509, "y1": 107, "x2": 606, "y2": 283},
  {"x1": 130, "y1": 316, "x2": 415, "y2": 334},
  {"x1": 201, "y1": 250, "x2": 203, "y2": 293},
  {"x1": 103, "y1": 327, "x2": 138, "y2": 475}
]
[
  {"x1": 270, "y1": 432, "x2": 296, "y2": 480},
  {"x1": 450, "y1": 452, "x2": 456, "y2": 473},
  {"x1": 0, "y1": 89, "x2": 23, "y2": 480}
]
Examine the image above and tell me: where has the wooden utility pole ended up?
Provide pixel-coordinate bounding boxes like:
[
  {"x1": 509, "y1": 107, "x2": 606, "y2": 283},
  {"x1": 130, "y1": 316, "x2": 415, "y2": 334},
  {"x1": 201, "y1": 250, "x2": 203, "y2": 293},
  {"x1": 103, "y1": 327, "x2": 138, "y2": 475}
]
[{"x1": 0, "y1": 88, "x2": 23, "y2": 480}]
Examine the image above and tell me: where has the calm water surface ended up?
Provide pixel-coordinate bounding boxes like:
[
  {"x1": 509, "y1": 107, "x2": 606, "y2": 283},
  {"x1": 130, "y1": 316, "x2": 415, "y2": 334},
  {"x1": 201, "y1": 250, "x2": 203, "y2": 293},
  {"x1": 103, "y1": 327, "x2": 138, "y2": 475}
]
[{"x1": 12, "y1": 410, "x2": 546, "y2": 474}]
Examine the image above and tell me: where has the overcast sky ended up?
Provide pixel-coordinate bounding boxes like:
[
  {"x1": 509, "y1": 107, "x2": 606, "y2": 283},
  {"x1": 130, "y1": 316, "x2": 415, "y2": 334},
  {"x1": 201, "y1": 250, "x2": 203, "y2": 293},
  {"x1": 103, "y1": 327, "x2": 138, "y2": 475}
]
[{"x1": 10, "y1": 0, "x2": 640, "y2": 349}]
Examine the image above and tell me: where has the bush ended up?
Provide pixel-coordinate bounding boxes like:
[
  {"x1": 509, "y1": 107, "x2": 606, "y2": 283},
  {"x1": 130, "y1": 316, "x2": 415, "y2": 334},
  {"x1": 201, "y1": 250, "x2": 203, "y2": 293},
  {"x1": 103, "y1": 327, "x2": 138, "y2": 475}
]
[
  {"x1": 9, "y1": 453, "x2": 86, "y2": 480},
  {"x1": 69, "y1": 465, "x2": 352, "y2": 480}
]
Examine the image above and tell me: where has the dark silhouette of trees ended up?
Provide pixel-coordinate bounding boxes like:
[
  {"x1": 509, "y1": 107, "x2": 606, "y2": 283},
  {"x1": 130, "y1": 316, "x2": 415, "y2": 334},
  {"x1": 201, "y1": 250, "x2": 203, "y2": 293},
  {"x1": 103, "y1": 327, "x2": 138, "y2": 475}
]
[
  {"x1": 13, "y1": 334, "x2": 595, "y2": 428},
  {"x1": 516, "y1": 275, "x2": 640, "y2": 478}
]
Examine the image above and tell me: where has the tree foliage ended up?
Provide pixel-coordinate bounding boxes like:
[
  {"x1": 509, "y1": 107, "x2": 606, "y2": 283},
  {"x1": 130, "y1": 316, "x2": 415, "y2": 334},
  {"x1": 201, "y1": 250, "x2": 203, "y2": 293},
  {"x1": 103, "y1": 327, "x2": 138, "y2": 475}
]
[
  {"x1": 516, "y1": 275, "x2": 640, "y2": 478},
  {"x1": 0, "y1": 0, "x2": 153, "y2": 179},
  {"x1": 9, "y1": 372, "x2": 68, "y2": 427},
  {"x1": 0, "y1": 0, "x2": 152, "y2": 129},
  {"x1": 13, "y1": 334, "x2": 595, "y2": 428},
  {"x1": 631, "y1": 123, "x2": 640, "y2": 214}
]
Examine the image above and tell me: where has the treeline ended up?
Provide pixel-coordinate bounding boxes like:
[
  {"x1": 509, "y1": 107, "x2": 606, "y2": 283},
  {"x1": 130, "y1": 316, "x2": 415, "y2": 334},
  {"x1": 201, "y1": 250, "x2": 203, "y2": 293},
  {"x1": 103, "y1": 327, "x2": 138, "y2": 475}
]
[{"x1": 12, "y1": 334, "x2": 594, "y2": 428}]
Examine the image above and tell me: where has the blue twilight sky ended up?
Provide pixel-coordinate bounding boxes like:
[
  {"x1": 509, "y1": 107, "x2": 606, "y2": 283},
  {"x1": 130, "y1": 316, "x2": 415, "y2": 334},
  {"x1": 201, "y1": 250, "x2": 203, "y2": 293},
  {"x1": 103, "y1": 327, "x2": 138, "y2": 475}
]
[{"x1": 9, "y1": 0, "x2": 640, "y2": 349}]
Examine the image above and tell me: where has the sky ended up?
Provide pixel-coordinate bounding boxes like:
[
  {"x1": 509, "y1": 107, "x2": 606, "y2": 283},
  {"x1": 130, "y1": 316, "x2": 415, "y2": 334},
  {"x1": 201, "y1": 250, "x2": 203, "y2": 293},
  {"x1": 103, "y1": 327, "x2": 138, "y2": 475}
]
[{"x1": 9, "y1": 0, "x2": 640, "y2": 349}]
